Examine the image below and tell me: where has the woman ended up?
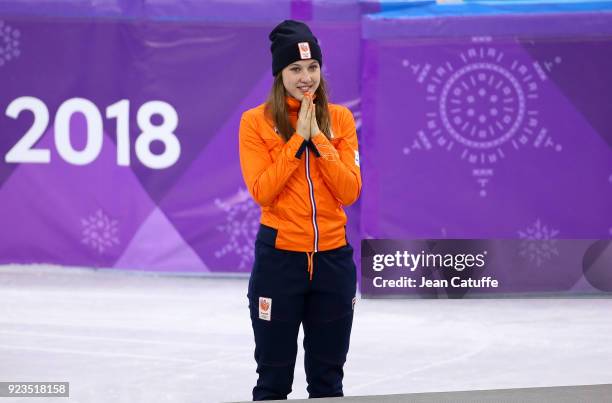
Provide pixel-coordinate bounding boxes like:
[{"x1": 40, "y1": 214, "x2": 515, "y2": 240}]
[{"x1": 239, "y1": 19, "x2": 362, "y2": 400}]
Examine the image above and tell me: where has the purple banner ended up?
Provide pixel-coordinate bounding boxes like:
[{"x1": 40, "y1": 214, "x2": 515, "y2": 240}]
[
  {"x1": 0, "y1": 13, "x2": 361, "y2": 273},
  {"x1": 359, "y1": 10, "x2": 611, "y2": 294},
  {"x1": 2, "y1": 1, "x2": 611, "y2": 292},
  {"x1": 361, "y1": 35, "x2": 612, "y2": 240}
]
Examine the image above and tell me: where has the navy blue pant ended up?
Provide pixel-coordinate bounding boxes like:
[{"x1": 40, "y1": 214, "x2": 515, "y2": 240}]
[{"x1": 247, "y1": 239, "x2": 357, "y2": 401}]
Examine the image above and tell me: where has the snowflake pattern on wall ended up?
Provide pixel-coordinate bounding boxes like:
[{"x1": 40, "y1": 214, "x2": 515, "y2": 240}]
[
  {"x1": 517, "y1": 219, "x2": 560, "y2": 267},
  {"x1": 81, "y1": 209, "x2": 120, "y2": 254},
  {"x1": 401, "y1": 36, "x2": 563, "y2": 197},
  {"x1": 215, "y1": 188, "x2": 260, "y2": 270},
  {"x1": 0, "y1": 21, "x2": 21, "y2": 67}
]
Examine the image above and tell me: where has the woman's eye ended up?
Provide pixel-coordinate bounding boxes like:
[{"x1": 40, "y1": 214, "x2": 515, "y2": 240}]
[
  {"x1": 309, "y1": 66, "x2": 318, "y2": 71},
  {"x1": 292, "y1": 68, "x2": 300, "y2": 72}
]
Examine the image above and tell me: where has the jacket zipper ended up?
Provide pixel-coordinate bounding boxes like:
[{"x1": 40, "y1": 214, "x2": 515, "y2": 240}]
[{"x1": 305, "y1": 147, "x2": 319, "y2": 252}]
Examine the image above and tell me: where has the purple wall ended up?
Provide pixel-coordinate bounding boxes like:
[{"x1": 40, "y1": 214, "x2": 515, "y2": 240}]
[{"x1": 0, "y1": 1, "x2": 609, "y2": 295}]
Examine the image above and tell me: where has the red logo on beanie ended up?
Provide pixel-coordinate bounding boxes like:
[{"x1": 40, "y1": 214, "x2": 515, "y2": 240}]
[{"x1": 298, "y1": 42, "x2": 311, "y2": 59}]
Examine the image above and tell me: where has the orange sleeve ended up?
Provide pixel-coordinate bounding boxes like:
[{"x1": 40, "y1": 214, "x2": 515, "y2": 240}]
[
  {"x1": 310, "y1": 107, "x2": 362, "y2": 206},
  {"x1": 239, "y1": 111, "x2": 305, "y2": 207}
]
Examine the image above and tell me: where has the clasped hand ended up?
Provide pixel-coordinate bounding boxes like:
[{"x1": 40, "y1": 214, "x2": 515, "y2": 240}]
[{"x1": 296, "y1": 93, "x2": 320, "y2": 141}]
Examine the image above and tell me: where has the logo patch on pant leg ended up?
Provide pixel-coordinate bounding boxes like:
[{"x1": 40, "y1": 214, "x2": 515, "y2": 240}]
[
  {"x1": 352, "y1": 296, "x2": 357, "y2": 310},
  {"x1": 259, "y1": 297, "x2": 272, "y2": 321}
]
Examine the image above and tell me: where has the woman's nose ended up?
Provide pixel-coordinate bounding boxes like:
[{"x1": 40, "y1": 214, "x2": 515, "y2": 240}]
[{"x1": 300, "y1": 71, "x2": 313, "y2": 82}]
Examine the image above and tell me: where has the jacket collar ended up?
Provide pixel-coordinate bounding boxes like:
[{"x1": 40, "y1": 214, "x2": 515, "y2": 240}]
[{"x1": 286, "y1": 93, "x2": 317, "y2": 114}]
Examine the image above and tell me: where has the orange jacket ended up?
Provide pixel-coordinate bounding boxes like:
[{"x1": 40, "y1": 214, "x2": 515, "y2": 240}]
[{"x1": 239, "y1": 96, "x2": 362, "y2": 255}]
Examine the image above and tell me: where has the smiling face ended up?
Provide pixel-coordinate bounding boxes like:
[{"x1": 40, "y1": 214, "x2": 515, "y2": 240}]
[{"x1": 281, "y1": 59, "x2": 321, "y2": 101}]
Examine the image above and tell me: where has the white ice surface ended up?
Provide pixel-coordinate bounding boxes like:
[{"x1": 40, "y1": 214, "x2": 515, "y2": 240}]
[{"x1": 1, "y1": 264, "x2": 611, "y2": 403}]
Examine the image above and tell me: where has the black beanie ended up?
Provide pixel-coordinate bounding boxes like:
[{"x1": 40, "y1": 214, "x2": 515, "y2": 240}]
[{"x1": 269, "y1": 20, "x2": 323, "y2": 76}]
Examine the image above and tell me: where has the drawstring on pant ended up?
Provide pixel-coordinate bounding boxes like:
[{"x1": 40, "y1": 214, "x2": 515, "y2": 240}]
[{"x1": 306, "y1": 251, "x2": 315, "y2": 281}]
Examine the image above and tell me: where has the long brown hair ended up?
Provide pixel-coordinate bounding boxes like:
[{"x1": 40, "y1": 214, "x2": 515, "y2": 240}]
[{"x1": 264, "y1": 74, "x2": 332, "y2": 142}]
